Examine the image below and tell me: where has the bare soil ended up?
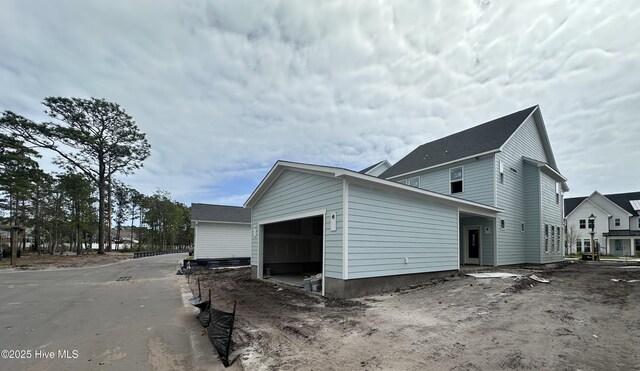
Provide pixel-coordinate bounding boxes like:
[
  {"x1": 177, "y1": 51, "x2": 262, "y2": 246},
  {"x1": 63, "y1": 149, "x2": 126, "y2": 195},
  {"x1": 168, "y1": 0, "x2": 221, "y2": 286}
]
[
  {"x1": 188, "y1": 262, "x2": 640, "y2": 371},
  {"x1": 0, "y1": 251, "x2": 132, "y2": 270}
]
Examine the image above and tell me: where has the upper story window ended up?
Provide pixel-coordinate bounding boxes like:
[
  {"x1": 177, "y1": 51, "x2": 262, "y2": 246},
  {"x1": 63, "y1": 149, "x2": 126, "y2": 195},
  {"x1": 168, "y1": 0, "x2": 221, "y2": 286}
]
[
  {"x1": 579, "y1": 219, "x2": 586, "y2": 229},
  {"x1": 499, "y1": 161, "x2": 504, "y2": 184},
  {"x1": 614, "y1": 218, "x2": 620, "y2": 227},
  {"x1": 450, "y1": 166, "x2": 463, "y2": 194},
  {"x1": 555, "y1": 183, "x2": 561, "y2": 204},
  {"x1": 638, "y1": 218, "x2": 640, "y2": 228},
  {"x1": 408, "y1": 176, "x2": 420, "y2": 188}
]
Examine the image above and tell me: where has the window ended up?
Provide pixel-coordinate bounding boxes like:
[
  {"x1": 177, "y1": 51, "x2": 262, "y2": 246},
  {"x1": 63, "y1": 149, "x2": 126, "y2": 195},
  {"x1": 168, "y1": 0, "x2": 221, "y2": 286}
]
[
  {"x1": 521, "y1": 222, "x2": 525, "y2": 232},
  {"x1": 576, "y1": 240, "x2": 582, "y2": 253},
  {"x1": 583, "y1": 239, "x2": 591, "y2": 253},
  {"x1": 588, "y1": 218, "x2": 594, "y2": 229},
  {"x1": 579, "y1": 219, "x2": 586, "y2": 229},
  {"x1": 638, "y1": 218, "x2": 640, "y2": 229},
  {"x1": 450, "y1": 166, "x2": 463, "y2": 194},
  {"x1": 551, "y1": 227, "x2": 555, "y2": 251},
  {"x1": 408, "y1": 177, "x2": 420, "y2": 188},
  {"x1": 499, "y1": 161, "x2": 504, "y2": 184},
  {"x1": 544, "y1": 224, "x2": 549, "y2": 253},
  {"x1": 555, "y1": 182, "x2": 560, "y2": 204},
  {"x1": 614, "y1": 218, "x2": 620, "y2": 227},
  {"x1": 556, "y1": 226, "x2": 561, "y2": 253},
  {"x1": 500, "y1": 219, "x2": 505, "y2": 230}
]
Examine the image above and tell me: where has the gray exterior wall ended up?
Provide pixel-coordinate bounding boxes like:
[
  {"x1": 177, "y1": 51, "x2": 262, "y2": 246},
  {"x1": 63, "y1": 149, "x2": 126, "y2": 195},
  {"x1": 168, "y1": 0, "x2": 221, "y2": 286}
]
[
  {"x1": 347, "y1": 183, "x2": 459, "y2": 279},
  {"x1": 459, "y1": 216, "x2": 495, "y2": 266},
  {"x1": 396, "y1": 156, "x2": 495, "y2": 206},
  {"x1": 250, "y1": 169, "x2": 344, "y2": 279},
  {"x1": 523, "y1": 163, "x2": 541, "y2": 263},
  {"x1": 540, "y1": 171, "x2": 564, "y2": 263},
  {"x1": 496, "y1": 115, "x2": 548, "y2": 265}
]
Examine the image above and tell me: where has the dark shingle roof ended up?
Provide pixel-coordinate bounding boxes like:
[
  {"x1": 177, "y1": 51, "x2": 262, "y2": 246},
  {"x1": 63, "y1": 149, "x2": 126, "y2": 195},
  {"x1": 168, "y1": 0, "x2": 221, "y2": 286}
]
[
  {"x1": 380, "y1": 106, "x2": 538, "y2": 178},
  {"x1": 359, "y1": 160, "x2": 386, "y2": 174},
  {"x1": 564, "y1": 191, "x2": 640, "y2": 217},
  {"x1": 603, "y1": 191, "x2": 640, "y2": 216},
  {"x1": 564, "y1": 197, "x2": 587, "y2": 216},
  {"x1": 191, "y1": 203, "x2": 251, "y2": 223}
]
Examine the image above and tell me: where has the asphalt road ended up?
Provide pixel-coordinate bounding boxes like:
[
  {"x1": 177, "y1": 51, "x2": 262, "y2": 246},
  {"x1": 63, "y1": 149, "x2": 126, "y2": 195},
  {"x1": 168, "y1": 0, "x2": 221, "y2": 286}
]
[{"x1": 0, "y1": 254, "x2": 222, "y2": 371}]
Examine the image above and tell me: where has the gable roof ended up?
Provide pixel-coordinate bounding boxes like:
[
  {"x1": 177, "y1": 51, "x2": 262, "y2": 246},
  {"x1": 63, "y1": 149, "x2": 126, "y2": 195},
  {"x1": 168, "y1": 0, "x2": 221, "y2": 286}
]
[
  {"x1": 191, "y1": 203, "x2": 251, "y2": 224},
  {"x1": 359, "y1": 160, "x2": 391, "y2": 176},
  {"x1": 244, "y1": 160, "x2": 502, "y2": 218},
  {"x1": 564, "y1": 196, "x2": 587, "y2": 216},
  {"x1": 564, "y1": 191, "x2": 640, "y2": 217},
  {"x1": 359, "y1": 160, "x2": 386, "y2": 174},
  {"x1": 380, "y1": 106, "x2": 538, "y2": 179}
]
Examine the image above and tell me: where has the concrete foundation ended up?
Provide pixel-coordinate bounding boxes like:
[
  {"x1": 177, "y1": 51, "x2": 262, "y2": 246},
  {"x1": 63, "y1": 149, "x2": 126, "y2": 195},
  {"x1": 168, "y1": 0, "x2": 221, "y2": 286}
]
[{"x1": 253, "y1": 265, "x2": 458, "y2": 298}]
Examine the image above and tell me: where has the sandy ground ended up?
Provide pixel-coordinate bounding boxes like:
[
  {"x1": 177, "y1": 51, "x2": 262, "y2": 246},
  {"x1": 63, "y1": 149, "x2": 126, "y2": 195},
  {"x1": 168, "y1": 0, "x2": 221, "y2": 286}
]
[
  {"x1": 0, "y1": 251, "x2": 132, "y2": 270},
  {"x1": 187, "y1": 261, "x2": 640, "y2": 371}
]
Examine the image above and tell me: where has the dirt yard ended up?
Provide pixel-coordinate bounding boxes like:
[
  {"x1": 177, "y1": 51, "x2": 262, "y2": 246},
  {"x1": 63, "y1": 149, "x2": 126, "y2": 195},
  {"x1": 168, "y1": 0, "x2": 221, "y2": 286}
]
[
  {"x1": 188, "y1": 261, "x2": 640, "y2": 371},
  {"x1": 0, "y1": 251, "x2": 132, "y2": 270}
]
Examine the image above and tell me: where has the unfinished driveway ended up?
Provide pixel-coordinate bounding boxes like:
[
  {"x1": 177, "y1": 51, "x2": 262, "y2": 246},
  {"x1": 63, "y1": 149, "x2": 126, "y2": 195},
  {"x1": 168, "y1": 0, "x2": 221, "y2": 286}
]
[
  {"x1": 0, "y1": 253, "x2": 203, "y2": 371},
  {"x1": 190, "y1": 261, "x2": 640, "y2": 370}
]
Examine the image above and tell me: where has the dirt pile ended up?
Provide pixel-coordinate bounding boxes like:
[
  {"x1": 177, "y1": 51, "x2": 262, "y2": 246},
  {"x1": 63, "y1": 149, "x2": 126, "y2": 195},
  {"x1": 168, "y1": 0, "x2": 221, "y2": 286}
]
[{"x1": 188, "y1": 262, "x2": 640, "y2": 370}]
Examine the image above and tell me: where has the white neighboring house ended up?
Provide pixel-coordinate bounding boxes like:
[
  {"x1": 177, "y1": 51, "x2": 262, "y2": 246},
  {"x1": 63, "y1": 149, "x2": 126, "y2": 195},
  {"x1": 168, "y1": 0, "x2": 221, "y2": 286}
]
[
  {"x1": 191, "y1": 203, "x2": 251, "y2": 260},
  {"x1": 564, "y1": 191, "x2": 640, "y2": 256}
]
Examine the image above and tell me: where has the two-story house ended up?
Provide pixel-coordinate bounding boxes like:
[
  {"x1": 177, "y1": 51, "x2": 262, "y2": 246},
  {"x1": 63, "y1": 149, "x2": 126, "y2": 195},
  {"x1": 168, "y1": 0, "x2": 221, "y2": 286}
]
[
  {"x1": 564, "y1": 191, "x2": 640, "y2": 256},
  {"x1": 244, "y1": 105, "x2": 567, "y2": 298}
]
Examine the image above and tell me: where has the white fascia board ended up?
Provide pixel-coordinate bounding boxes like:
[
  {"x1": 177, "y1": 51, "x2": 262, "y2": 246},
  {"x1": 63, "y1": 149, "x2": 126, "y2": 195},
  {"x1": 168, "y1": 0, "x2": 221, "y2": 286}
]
[
  {"x1": 522, "y1": 157, "x2": 567, "y2": 182},
  {"x1": 244, "y1": 161, "x2": 338, "y2": 207},
  {"x1": 590, "y1": 190, "x2": 633, "y2": 217},
  {"x1": 565, "y1": 197, "x2": 611, "y2": 219},
  {"x1": 364, "y1": 160, "x2": 391, "y2": 175},
  {"x1": 247, "y1": 160, "x2": 501, "y2": 215},
  {"x1": 339, "y1": 172, "x2": 501, "y2": 214},
  {"x1": 384, "y1": 149, "x2": 501, "y2": 180}
]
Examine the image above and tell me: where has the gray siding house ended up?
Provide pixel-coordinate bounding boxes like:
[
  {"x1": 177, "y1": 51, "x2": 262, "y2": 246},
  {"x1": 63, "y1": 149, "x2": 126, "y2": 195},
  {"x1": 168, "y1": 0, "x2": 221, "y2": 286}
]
[{"x1": 245, "y1": 106, "x2": 567, "y2": 298}]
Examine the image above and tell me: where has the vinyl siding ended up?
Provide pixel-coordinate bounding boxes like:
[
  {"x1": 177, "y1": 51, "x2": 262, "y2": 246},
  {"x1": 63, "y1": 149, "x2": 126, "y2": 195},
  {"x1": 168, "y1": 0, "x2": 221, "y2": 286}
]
[
  {"x1": 459, "y1": 216, "x2": 495, "y2": 266},
  {"x1": 251, "y1": 169, "x2": 343, "y2": 278},
  {"x1": 194, "y1": 222, "x2": 250, "y2": 259},
  {"x1": 496, "y1": 115, "x2": 548, "y2": 265},
  {"x1": 540, "y1": 172, "x2": 564, "y2": 263},
  {"x1": 347, "y1": 184, "x2": 458, "y2": 279},
  {"x1": 395, "y1": 156, "x2": 495, "y2": 206},
  {"x1": 523, "y1": 163, "x2": 541, "y2": 263}
]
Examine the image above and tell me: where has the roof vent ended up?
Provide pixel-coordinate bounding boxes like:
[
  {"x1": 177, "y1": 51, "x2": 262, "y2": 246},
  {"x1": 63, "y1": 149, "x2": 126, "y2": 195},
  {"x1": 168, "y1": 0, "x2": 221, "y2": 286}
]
[{"x1": 444, "y1": 150, "x2": 448, "y2": 155}]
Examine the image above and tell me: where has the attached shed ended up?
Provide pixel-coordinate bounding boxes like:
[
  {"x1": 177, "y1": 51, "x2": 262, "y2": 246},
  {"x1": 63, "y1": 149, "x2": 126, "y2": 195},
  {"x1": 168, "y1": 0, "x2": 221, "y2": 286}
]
[
  {"x1": 244, "y1": 161, "x2": 501, "y2": 298},
  {"x1": 191, "y1": 203, "x2": 251, "y2": 261}
]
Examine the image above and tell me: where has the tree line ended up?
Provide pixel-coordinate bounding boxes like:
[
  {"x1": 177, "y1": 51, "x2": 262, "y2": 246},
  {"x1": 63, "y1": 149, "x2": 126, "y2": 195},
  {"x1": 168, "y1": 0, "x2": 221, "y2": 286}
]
[{"x1": 0, "y1": 97, "x2": 193, "y2": 261}]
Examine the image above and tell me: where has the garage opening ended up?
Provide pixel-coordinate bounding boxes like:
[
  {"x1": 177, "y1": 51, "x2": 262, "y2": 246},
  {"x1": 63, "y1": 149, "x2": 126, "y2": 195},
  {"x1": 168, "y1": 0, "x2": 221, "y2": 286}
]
[{"x1": 263, "y1": 215, "x2": 323, "y2": 291}]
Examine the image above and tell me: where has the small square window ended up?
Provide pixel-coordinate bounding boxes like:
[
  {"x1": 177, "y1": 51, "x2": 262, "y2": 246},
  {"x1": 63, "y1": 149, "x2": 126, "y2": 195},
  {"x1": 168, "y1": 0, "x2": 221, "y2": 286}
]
[
  {"x1": 579, "y1": 219, "x2": 586, "y2": 229},
  {"x1": 614, "y1": 218, "x2": 620, "y2": 227},
  {"x1": 500, "y1": 219, "x2": 505, "y2": 230},
  {"x1": 408, "y1": 177, "x2": 420, "y2": 188}
]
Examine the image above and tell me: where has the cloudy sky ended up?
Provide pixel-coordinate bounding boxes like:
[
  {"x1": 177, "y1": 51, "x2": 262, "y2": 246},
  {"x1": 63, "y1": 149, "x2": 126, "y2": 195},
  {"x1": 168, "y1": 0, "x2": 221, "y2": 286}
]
[{"x1": 1, "y1": 0, "x2": 639, "y2": 206}]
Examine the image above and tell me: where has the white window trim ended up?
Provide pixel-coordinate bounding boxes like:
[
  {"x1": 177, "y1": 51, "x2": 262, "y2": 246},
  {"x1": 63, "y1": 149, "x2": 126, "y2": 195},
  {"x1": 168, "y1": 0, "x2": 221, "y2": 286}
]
[
  {"x1": 579, "y1": 219, "x2": 586, "y2": 229},
  {"x1": 450, "y1": 166, "x2": 464, "y2": 194},
  {"x1": 614, "y1": 218, "x2": 620, "y2": 227}
]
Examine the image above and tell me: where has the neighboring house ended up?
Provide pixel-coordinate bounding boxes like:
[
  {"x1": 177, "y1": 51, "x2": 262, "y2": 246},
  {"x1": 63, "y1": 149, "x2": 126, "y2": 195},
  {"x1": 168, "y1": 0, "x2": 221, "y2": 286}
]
[
  {"x1": 245, "y1": 105, "x2": 567, "y2": 298},
  {"x1": 359, "y1": 160, "x2": 391, "y2": 177},
  {"x1": 191, "y1": 203, "x2": 251, "y2": 260},
  {"x1": 564, "y1": 191, "x2": 640, "y2": 256}
]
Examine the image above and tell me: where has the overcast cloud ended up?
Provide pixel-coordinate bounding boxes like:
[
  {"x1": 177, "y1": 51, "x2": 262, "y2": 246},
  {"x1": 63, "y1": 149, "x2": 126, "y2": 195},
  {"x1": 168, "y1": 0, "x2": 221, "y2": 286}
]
[{"x1": 1, "y1": 0, "x2": 639, "y2": 205}]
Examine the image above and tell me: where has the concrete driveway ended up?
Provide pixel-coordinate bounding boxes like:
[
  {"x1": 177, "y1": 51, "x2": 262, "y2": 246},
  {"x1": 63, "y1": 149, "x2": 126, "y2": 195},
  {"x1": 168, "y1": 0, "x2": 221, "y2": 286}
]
[{"x1": 0, "y1": 254, "x2": 223, "y2": 371}]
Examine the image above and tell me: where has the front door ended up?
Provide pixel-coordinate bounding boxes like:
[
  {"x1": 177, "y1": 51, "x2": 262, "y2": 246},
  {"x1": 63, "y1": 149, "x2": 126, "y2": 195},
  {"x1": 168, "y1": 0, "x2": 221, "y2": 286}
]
[{"x1": 465, "y1": 227, "x2": 480, "y2": 264}]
